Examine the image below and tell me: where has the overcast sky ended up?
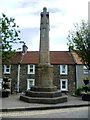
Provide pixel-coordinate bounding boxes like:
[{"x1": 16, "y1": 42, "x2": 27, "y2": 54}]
[{"x1": 0, "y1": 0, "x2": 89, "y2": 51}]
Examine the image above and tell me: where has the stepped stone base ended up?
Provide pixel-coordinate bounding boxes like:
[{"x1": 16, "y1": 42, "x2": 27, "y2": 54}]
[
  {"x1": 25, "y1": 90, "x2": 62, "y2": 98},
  {"x1": 20, "y1": 90, "x2": 68, "y2": 104}
]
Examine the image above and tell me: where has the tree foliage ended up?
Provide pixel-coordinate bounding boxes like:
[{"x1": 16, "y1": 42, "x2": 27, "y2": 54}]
[
  {"x1": 67, "y1": 20, "x2": 90, "y2": 70},
  {"x1": 0, "y1": 14, "x2": 21, "y2": 63}
]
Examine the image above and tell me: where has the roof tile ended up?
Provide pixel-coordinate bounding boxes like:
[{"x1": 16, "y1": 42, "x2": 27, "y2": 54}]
[
  {"x1": 11, "y1": 51, "x2": 75, "y2": 65},
  {"x1": 72, "y1": 52, "x2": 82, "y2": 64}
]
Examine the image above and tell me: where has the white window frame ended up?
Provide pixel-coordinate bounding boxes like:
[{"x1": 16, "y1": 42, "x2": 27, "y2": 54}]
[
  {"x1": 4, "y1": 65, "x2": 11, "y2": 74},
  {"x1": 27, "y1": 79, "x2": 35, "y2": 90},
  {"x1": 27, "y1": 64, "x2": 35, "y2": 74},
  {"x1": 60, "y1": 79, "x2": 68, "y2": 91},
  {"x1": 83, "y1": 66, "x2": 88, "y2": 74},
  {"x1": 60, "y1": 65, "x2": 68, "y2": 75}
]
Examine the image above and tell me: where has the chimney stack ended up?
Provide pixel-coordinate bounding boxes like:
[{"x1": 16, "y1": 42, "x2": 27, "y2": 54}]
[{"x1": 22, "y1": 43, "x2": 28, "y2": 54}]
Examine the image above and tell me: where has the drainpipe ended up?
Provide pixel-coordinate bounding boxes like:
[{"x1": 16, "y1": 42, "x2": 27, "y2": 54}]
[{"x1": 17, "y1": 64, "x2": 20, "y2": 92}]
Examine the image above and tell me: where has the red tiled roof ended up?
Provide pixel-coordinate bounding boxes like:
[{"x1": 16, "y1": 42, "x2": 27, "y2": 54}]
[
  {"x1": 72, "y1": 52, "x2": 82, "y2": 64},
  {"x1": 11, "y1": 51, "x2": 75, "y2": 65},
  {"x1": 21, "y1": 51, "x2": 39, "y2": 64},
  {"x1": 22, "y1": 51, "x2": 75, "y2": 64},
  {"x1": 50, "y1": 51, "x2": 75, "y2": 64},
  {"x1": 11, "y1": 52, "x2": 23, "y2": 64},
  {"x1": 12, "y1": 51, "x2": 74, "y2": 64}
]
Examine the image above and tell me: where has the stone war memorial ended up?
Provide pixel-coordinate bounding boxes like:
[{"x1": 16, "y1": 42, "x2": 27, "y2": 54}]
[{"x1": 20, "y1": 7, "x2": 68, "y2": 104}]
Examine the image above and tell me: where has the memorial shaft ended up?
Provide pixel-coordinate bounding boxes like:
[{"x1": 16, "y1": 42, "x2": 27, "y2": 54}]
[
  {"x1": 37, "y1": 7, "x2": 54, "y2": 88},
  {"x1": 39, "y1": 7, "x2": 50, "y2": 64}
]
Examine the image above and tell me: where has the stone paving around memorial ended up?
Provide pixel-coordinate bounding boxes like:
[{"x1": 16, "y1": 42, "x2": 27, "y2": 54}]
[{"x1": 0, "y1": 93, "x2": 89, "y2": 112}]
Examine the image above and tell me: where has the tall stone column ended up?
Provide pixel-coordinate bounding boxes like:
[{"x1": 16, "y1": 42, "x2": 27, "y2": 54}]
[
  {"x1": 20, "y1": 7, "x2": 67, "y2": 104},
  {"x1": 34, "y1": 7, "x2": 56, "y2": 90},
  {"x1": 39, "y1": 7, "x2": 50, "y2": 64}
]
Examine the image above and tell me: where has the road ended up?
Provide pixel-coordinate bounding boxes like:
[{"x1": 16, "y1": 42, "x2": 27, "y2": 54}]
[{"x1": 0, "y1": 107, "x2": 89, "y2": 119}]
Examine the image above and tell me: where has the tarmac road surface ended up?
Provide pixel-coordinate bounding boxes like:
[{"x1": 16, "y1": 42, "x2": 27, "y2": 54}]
[{"x1": 0, "y1": 106, "x2": 89, "y2": 118}]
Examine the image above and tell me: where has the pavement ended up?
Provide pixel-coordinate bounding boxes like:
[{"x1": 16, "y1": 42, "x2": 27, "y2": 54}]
[{"x1": 0, "y1": 93, "x2": 90, "y2": 112}]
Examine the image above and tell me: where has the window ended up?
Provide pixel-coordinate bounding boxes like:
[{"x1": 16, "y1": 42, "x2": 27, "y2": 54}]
[
  {"x1": 60, "y1": 65, "x2": 68, "y2": 75},
  {"x1": 60, "y1": 79, "x2": 68, "y2": 91},
  {"x1": 28, "y1": 65, "x2": 35, "y2": 74},
  {"x1": 83, "y1": 66, "x2": 88, "y2": 74},
  {"x1": 4, "y1": 65, "x2": 11, "y2": 74},
  {"x1": 27, "y1": 79, "x2": 35, "y2": 90}
]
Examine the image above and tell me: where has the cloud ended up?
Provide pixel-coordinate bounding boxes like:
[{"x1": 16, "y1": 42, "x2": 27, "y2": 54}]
[
  {"x1": 0, "y1": 0, "x2": 89, "y2": 51},
  {"x1": 15, "y1": 15, "x2": 40, "y2": 29}
]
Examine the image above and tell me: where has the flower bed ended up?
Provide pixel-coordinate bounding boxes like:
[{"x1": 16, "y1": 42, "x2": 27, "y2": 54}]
[{"x1": 1, "y1": 76, "x2": 10, "y2": 97}]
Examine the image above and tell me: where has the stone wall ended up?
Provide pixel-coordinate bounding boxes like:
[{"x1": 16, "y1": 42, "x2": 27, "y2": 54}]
[
  {"x1": 53, "y1": 65, "x2": 60, "y2": 89},
  {"x1": 20, "y1": 64, "x2": 36, "y2": 92},
  {"x1": 68, "y1": 65, "x2": 76, "y2": 94},
  {"x1": 10, "y1": 65, "x2": 18, "y2": 93},
  {"x1": 53, "y1": 64, "x2": 76, "y2": 95},
  {"x1": 19, "y1": 65, "x2": 27, "y2": 92},
  {"x1": 2, "y1": 64, "x2": 76, "y2": 94},
  {"x1": 11, "y1": 65, "x2": 18, "y2": 80},
  {"x1": 2, "y1": 64, "x2": 18, "y2": 80},
  {"x1": 2, "y1": 64, "x2": 18, "y2": 93}
]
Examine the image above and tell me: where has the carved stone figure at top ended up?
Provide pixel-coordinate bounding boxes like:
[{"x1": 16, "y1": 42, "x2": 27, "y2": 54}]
[{"x1": 40, "y1": 7, "x2": 49, "y2": 29}]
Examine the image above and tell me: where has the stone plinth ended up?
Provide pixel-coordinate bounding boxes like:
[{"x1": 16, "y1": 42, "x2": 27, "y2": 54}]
[
  {"x1": 31, "y1": 86, "x2": 57, "y2": 92},
  {"x1": 36, "y1": 64, "x2": 55, "y2": 89}
]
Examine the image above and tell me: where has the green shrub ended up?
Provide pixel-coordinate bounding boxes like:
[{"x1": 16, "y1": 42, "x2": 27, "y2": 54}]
[{"x1": 75, "y1": 86, "x2": 84, "y2": 96}]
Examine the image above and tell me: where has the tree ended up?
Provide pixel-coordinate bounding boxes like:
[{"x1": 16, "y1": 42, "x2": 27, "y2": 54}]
[
  {"x1": 67, "y1": 20, "x2": 90, "y2": 70},
  {"x1": 0, "y1": 13, "x2": 21, "y2": 63}
]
